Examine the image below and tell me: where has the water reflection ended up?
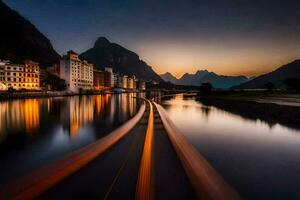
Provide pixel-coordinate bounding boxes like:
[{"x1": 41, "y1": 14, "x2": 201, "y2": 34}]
[
  {"x1": 0, "y1": 99, "x2": 40, "y2": 137},
  {"x1": 162, "y1": 94, "x2": 300, "y2": 200},
  {"x1": 0, "y1": 93, "x2": 140, "y2": 140},
  {"x1": 0, "y1": 93, "x2": 141, "y2": 187}
]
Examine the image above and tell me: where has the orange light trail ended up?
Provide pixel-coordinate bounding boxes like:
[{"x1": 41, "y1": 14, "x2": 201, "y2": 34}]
[{"x1": 135, "y1": 100, "x2": 154, "y2": 200}]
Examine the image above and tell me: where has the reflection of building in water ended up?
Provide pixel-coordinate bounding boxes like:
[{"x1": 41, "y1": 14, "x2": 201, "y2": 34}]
[
  {"x1": 94, "y1": 95, "x2": 102, "y2": 114},
  {"x1": 113, "y1": 93, "x2": 137, "y2": 122},
  {"x1": 0, "y1": 99, "x2": 40, "y2": 136},
  {"x1": 24, "y1": 99, "x2": 40, "y2": 134},
  {"x1": 61, "y1": 96, "x2": 94, "y2": 137}
]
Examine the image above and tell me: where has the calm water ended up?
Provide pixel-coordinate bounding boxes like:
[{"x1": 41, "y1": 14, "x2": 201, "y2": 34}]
[
  {"x1": 162, "y1": 94, "x2": 300, "y2": 200},
  {"x1": 0, "y1": 93, "x2": 143, "y2": 187}
]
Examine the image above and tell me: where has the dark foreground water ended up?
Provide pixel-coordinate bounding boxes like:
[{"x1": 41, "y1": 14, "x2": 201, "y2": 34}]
[
  {"x1": 162, "y1": 94, "x2": 300, "y2": 200},
  {"x1": 0, "y1": 93, "x2": 142, "y2": 187}
]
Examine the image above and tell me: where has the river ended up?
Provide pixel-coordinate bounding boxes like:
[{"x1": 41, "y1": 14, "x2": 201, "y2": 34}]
[
  {"x1": 161, "y1": 94, "x2": 300, "y2": 200},
  {"x1": 0, "y1": 93, "x2": 143, "y2": 188}
]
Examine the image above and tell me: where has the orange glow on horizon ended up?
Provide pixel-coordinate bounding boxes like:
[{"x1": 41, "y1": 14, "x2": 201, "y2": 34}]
[{"x1": 131, "y1": 38, "x2": 300, "y2": 78}]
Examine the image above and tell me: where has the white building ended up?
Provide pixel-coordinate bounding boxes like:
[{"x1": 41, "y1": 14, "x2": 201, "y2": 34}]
[{"x1": 60, "y1": 51, "x2": 93, "y2": 92}]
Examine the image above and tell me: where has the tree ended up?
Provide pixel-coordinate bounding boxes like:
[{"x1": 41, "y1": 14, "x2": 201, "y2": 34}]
[
  {"x1": 284, "y1": 78, "x2": 300, "y2": 91},
  {"x1": 199, "y1": 82, "x2": 213, "y2": 94},
  {"x1": 264, "y1": 82, "x2": 275, "y2": 91},
  {"x1": 44, "y1": 72, "x2": 66, "y2": 91}
]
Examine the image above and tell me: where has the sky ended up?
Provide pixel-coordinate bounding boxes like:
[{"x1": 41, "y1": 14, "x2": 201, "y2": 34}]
[{"x1": 3, "y1": 0, "x2": 300, "y2": 78}]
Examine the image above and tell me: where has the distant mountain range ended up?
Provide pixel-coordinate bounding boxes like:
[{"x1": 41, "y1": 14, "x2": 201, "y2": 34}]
[
  {"x1": 233, "y1": 60, "x2": 300, "y2": 89},
  {"x1": 0, "y1": 1, "x2": 60, "y2": 67},
  {"x1": 161, "y1": 70, "x2": 249, "y2": 89},
  {"x1": 80, "y1": 37, "x2": 162, "y2": 82}
]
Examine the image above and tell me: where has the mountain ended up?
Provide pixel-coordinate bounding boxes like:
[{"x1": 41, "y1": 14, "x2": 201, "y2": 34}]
[
  {"x1": 160, "y1": 70, "x2": 249, "y2": 89},
  {"x1": 0, "y1": 1, "x2": 60, "y2": 66},
  {"x1": 160, "y1": 72, "x2": 180, "y2": 84},
  {"x1": 80, "y1": 37, "x2": 163, "y2": 82},
  {"x1": 233, "y1": 60, "x2": 300, "y2": 89}
]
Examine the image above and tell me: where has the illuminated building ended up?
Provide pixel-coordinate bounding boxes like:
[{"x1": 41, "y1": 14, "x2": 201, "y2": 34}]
[
  {"x1": 0, "y1": 59, "x2": 40, "y2": 90},
  {"x1": 60, "y1": 50, "x2": 93, "y2": 92},
  {"x1": 127, "y1": 76, "x2": 134, "y2": 89},
  {"x1": 133, "y1": 78, "x2": 137, "y2": 89},
  {"x1": 114, "y1": 73, "x2": 123, "y2": 88},
  {"x1": 104, "y1": 67, "x2": 114, "y2": 88},
  {"x1": 138, "y1": 80, "x2": 146, "y2": 91},
  {"x1": 122, "y1": 75, "x2": 128, "y2": 89},
  {"x1": 93, "y1": 69, "x2": 105, "y2": 90}
]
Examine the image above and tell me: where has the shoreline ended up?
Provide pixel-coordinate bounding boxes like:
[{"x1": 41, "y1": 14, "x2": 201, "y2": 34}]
[
  {"x1": 0, "y1": 90, "x2": 142, "y2": 100},
  {"x1": 196, "y1": 95, "x2": 300, "y2": 131}
]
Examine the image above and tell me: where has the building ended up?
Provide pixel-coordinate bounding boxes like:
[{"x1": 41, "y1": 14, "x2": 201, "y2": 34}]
[
  {"x1": 127, "y1": 76, "x2": 135, "y2": 89},
  {"x1": 104, "y1": 67, "x2": 114, "y2": 88},
  {"x1": 60, "y1": 51, "x2": 93, "y2": 92},
  {"x1": 114, "y1": 73, "x2": 123, "y2": 88},
  {"x1": 122, "y1": 75, "x2": 128, "y2": 89},
  {"x1": 133, "y1": 78, "x2": 137, "y2": 89},
  {"x1": 93, "y1": 69, "x2": 105, "y2": 90},
  {"x1": 0, "y1": 59, "x2": 40, "y2": 90},
  {"x1": 138, "y1": 80, "x2": 146, "y2": 91}
]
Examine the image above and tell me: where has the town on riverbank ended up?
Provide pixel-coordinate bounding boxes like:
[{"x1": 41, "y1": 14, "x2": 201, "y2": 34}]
[{"x1": 0, "y1": 51, "x2": 148, "y2": 98}]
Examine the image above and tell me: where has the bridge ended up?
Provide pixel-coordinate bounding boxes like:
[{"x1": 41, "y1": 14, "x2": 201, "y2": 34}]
[{"x1": 0, "y1": 98, "x2": 240, "y2": 200}]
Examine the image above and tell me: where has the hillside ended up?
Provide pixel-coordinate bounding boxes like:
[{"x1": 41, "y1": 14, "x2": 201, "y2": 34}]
[
  {"x1": 233, "y1": 60, "x2": 300, "y2": 89},
  {"x1": 0, "y1": 1, "x2": 60, "y2": 66},
  {"x1": 80, "y1": 37, "x2": 163, "y2": 82},
  {"x1": 161, "y1": 70, "x2": 248, "y2": 89}
]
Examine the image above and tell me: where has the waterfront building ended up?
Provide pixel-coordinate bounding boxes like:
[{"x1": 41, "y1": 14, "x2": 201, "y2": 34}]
[
  {"x1": 133, "y1": 78, "x2": 137, "y2": 89},
  {"x1": 127, "y1": 76, "x2": 135, "y2": 89},
  {"x1": 114, "y1": 73, "x2": 123, "y2": 88},
  {"x1": 93, "y1": 69, "x2": 105, "y2": 90},
  {"x1": 138, "y1": 80, "x2": 146, "y2": 91},
  {"x1": 60, "y1": 51, "x2": 93, "y2": 92},
  {"x1": 104, "y1": 67, "x2": 114, "y2": 88},
  {"x1": 0, "y1": 59, "x2": 40, "y2": 90},
  {"x1": 122, "y1": 75, "x2": 128, "y2": 89}
]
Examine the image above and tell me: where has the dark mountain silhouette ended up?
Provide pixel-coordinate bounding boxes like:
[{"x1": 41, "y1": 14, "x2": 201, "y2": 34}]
[
  {"x1": 160, "y1": 70, "x2": 248, "y2": 89},
  {"x1": 80, "y1": 37, "x2": 163, "y2": 82},
  {"x1": 160, "y1": 72, "x2": 180, "y2": 84},
  {"x1": 0, "y1": 1, "x2": 60, "y2": 66},
  {"x1": 233, "y1": 60, "x2": 300, "y2": 89}
]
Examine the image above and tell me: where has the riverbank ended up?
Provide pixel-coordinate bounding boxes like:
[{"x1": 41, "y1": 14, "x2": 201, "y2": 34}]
[
  {"x1": 0, "y1": 90, "x2": 141, "y2": 100},
  {"x1": 196, "y1": 93, "x2": 300, "y2": 130}
]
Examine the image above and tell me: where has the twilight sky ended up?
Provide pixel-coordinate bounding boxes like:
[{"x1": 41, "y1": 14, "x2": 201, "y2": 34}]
[{"x1": 4, "y1": 0, "x2": 300, "y2": 77}]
